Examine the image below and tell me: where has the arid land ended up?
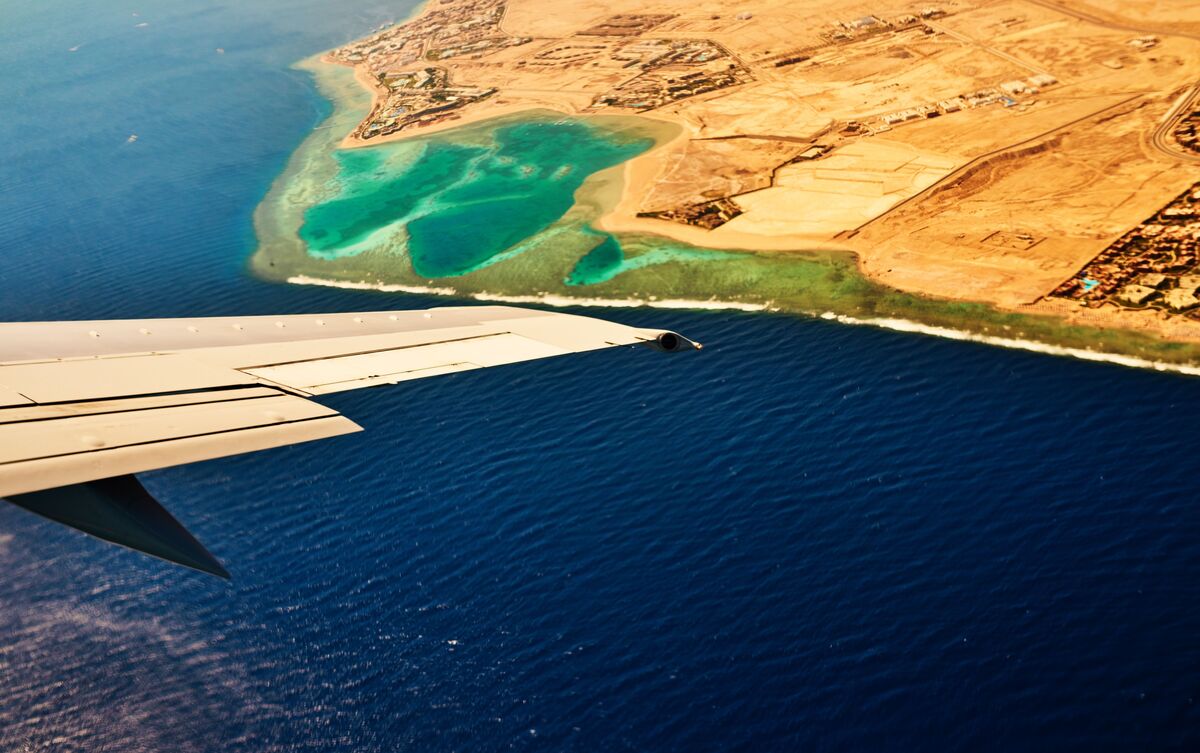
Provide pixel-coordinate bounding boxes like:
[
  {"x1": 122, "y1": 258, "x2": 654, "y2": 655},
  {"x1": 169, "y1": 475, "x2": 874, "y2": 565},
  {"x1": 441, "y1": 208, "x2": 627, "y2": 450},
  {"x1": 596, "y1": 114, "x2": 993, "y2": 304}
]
[{"x1": 319, "y1": 0, "x2": 1200, "y2": 342}]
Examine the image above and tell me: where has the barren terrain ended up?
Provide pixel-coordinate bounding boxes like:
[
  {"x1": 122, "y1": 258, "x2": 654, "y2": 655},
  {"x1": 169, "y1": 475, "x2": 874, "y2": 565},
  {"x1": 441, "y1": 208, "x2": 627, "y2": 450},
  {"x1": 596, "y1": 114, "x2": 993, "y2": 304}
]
[{"x1": 323, "y1": 0, "x2": 1200, "y2": 338}]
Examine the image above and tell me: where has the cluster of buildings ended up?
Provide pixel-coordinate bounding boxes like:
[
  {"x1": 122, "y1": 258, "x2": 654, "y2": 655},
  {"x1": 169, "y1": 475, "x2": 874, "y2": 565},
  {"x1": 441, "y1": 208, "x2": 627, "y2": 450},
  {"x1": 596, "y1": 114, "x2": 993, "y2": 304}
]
[
  {"x1": 579, "y1": 14, "x2": 676, "y2": 36},
  {"x1": 1173, "y1": 106, "x2": 1200, "y2": 154},
  {"x1": 354, "y1": 66, "x2": 497, "y2": 140},
  {"x1": 822, "y1": 7, "x2": 947, "y2": 44},
  {"x1": 1001, "y1": 74, "x2": 1056, "y2": 95},
  {"x1": 639, "y1": 197, "x2": 744, "y2": 229},
  {"x1": 525, "y1": 42, "x2": 609, "y2": 67},
  {"x1": 764, "y1": 7, "x2": 949, "y2": 71},
  {"x1": 1051, "y1": 182, "x2": 1200, "y2": 314},
  {"x1": 591, "y1": 39, "x2": 752, "y2": 110},
  {"x1": 380, "y1": 67, "x2": 450, "y2": 89},
  {"x1": 426, "y1": 34, "x2": 531, "y2": 60},
  {"x1": 873, "y1": 74, "x2": 1056, "y2": 131},
  {"x1": 329, "y1": 0, "x2": 519, "y2": 71},
  {"x1": 330, "y1": 0, "x2": 523, "y2": 140}
]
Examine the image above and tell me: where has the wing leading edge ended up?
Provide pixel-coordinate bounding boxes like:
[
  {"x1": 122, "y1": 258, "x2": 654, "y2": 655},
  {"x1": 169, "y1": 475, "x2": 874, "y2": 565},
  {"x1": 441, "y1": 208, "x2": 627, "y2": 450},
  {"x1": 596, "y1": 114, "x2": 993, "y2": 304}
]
[{"x1": 0, "y1": 305, "x2": 698, "y2": 576}]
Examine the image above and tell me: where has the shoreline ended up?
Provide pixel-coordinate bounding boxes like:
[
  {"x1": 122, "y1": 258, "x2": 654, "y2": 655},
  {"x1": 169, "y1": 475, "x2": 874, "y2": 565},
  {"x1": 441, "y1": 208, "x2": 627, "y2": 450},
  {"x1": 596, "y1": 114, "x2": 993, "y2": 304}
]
[
  {"x1": 285, "y1": 274, "x2": 1200, "y2": 376},
  {"x1": 286, "y1": 274, "x2": 772, "y2": 311},
  {"x1": 319, "y1": 47, "x2": 1200, "y2": 347},
  {"x1": 248, "y1": 13, "x2": 1200, "y2": 373}
]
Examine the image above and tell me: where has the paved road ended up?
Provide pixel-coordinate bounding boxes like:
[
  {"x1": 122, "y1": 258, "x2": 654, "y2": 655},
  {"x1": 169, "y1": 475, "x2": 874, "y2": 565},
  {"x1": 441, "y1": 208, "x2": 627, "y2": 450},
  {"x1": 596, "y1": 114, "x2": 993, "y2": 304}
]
[
  {"x1": 925, "y1": 20, "x2": 1053, "y2": 77},
  {"x1": 1150, "y1": 86, "x2": 1200, "y2": 164},
  {"x1": 844, "y1": 95, "x2": 1145, "y2": 237},
  {"x1": 1023, "y1": 0, "x2": 1200, "y2": 163},
  {"x1": 1022, "y1": 0, "x2": 1200, "y2": 42}
]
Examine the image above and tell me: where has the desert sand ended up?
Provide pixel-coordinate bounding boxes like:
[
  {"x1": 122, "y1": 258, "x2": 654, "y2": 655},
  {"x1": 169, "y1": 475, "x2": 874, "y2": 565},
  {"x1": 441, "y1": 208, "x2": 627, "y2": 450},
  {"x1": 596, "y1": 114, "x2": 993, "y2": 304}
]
[{"x1": 318, "y1": 0, "x2": 1200, "y2": 340}]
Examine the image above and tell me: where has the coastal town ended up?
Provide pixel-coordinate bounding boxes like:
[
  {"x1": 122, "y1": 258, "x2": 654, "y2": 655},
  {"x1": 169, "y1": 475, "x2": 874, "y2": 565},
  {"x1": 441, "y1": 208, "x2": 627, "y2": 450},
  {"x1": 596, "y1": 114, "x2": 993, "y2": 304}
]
[
  {"x1": 311, "y1": 0, "x2": 1200, "y2": 343},
  {"x1": 1174, "y1": 105, "x2": 1200, "y2": 155},
  {"x1": 351, "y1": 66, "x2": 499, "y2": 138},
  {"x1": 328, "y1": 0, "x2": 525, "y2": 136},
  {"x1": 1051, "y1": 182, "x2": 1200, "y2": 316},
  {"x1": 329, "y1": 0, "x2": 1002, "y2": 145},
  {"x1": 328, "y1": 0, "x2": 759, "y2": 139}
]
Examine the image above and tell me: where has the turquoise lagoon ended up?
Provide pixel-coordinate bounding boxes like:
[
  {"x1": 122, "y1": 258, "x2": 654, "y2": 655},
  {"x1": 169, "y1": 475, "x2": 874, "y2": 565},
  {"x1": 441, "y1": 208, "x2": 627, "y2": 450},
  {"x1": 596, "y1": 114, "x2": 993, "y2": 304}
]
[
  {"x1": 252, "y1": 59, "x2": 752, "y2": 298},
  {"x1": 296, "y1": 118, "x2": 693, "y2": 280}
]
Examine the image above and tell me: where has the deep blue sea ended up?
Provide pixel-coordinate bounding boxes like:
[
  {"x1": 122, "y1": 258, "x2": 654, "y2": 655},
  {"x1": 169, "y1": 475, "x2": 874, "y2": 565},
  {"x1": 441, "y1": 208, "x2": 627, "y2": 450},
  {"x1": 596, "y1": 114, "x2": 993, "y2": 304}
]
[{"x1": 1, "y1": 1, "x2": 1198, "y2": 751}]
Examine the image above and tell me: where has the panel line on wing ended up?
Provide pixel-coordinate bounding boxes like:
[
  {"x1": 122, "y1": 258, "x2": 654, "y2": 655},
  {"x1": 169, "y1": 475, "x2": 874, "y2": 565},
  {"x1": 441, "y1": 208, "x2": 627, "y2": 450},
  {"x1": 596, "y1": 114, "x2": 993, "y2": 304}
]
[
  {"x1": 0, "y1": 386, "x2": 286, "y2": 425},
  {"x1": 242, "y1": 332, "x2": 569, "y2": 395},
  {"x1": 233, "y1": 332, "x2": 512, "y2": 371},
  {"x1": 0, "y1": 353, "x2": 258, "y2": 404},
  {"x1": 0, "y1": 394, "x2": 341, "y2": 466},
  {"x1": 0, "y1": 413, "x2": 342, "y2": 467},
  {"x1": 304, "y1": 362, "x2": 480, "y2": 393}
]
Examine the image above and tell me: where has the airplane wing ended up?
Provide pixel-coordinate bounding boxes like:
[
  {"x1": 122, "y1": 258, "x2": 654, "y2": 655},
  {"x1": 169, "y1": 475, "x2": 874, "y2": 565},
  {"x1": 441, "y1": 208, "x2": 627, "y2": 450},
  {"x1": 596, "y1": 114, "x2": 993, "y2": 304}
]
[{"x1": 0, "y1": 305, "x2": 698, "y2": 577}]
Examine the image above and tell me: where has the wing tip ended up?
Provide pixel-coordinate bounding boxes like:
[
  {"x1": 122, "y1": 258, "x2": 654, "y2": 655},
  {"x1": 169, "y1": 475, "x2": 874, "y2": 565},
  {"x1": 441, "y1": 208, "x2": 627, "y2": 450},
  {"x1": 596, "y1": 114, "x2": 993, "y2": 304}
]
[{"x1": 643, "y1": 331, "x2": 702, "y2": 352}]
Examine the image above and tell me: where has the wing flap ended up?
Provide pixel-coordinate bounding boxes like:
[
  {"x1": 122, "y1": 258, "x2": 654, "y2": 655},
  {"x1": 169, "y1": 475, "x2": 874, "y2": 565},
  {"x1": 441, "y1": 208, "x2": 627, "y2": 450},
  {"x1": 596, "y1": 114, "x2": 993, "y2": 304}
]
[
  {"x1": 0, "y1": 393, "x2": 360, "y2": 498},
  {"x1": 0, "y1": 394, "x2": 340, "y2": 464},
  {"x1": 0, "y1": 353, "x2": 256, "y2": 403},
  {"x1": 0, "y1": 386, "x2": 282, "y2": 423}
]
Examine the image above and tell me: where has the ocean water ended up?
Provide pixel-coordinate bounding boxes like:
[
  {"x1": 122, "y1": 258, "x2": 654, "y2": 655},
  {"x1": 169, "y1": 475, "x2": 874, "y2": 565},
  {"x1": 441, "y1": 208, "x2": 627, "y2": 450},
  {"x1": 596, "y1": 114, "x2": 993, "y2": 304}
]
[{"x1": 1, "y1": 2, "x2": 1199, "y2": 752}]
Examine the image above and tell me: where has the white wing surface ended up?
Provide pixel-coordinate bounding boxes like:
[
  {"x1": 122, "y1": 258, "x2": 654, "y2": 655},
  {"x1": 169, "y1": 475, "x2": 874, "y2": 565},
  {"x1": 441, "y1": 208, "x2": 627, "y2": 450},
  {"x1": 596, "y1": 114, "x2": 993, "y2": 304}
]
[{"x1": 0, "y1": 305, "x2": 697, "y2": 576}]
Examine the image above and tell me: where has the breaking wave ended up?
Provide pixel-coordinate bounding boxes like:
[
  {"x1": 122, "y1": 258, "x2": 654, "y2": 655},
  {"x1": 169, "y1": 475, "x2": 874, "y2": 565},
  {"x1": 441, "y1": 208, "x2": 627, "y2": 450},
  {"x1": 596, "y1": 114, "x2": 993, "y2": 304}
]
[
  {"x1": 289, "y1": 276, "x2": 1200, "y2": 375},
  {"x1": 820, "y1": 312, "x2": 1200, "y2": 376},
  {"x1": 286, "y1": 275, "x2": 772, "y2": 311}
]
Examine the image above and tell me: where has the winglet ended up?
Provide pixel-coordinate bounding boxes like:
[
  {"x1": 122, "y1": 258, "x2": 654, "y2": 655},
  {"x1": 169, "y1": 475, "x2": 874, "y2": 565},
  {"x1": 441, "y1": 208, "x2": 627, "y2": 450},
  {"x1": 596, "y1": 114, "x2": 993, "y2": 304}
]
[{"x1": 4, "y1": 476, "x2": 230, "y2": 579}]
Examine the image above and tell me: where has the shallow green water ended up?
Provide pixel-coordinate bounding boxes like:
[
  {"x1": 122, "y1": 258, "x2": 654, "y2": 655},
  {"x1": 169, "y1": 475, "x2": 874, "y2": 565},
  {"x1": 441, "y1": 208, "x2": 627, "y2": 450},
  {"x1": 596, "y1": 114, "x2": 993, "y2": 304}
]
[
  {"x1": 566, "y1": 228, "x2": 744, "y2": 286},
  {"x1": 298, "y1": 120, "x2": 666, "y2": 278}
]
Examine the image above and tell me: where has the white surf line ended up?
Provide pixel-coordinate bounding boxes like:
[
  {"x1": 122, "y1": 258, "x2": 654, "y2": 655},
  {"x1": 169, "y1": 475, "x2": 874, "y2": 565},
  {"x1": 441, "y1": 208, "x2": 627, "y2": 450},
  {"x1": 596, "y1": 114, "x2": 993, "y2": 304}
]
[
  {"x1": 287, "y1": 275, "x2": 770, "y2": 311},
  {"x1": 288, "y1": 275, "x2": 457, "y2": 296},
  {"x1": 820, "y1": 312, "x2": 1200, "y2": 376},
  {"x1": 287, "y1": 276, "x2": 1200, "y2": 374},
  {"x1": 469, "y1": 291, "x2": 770, "y2": 311}
]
